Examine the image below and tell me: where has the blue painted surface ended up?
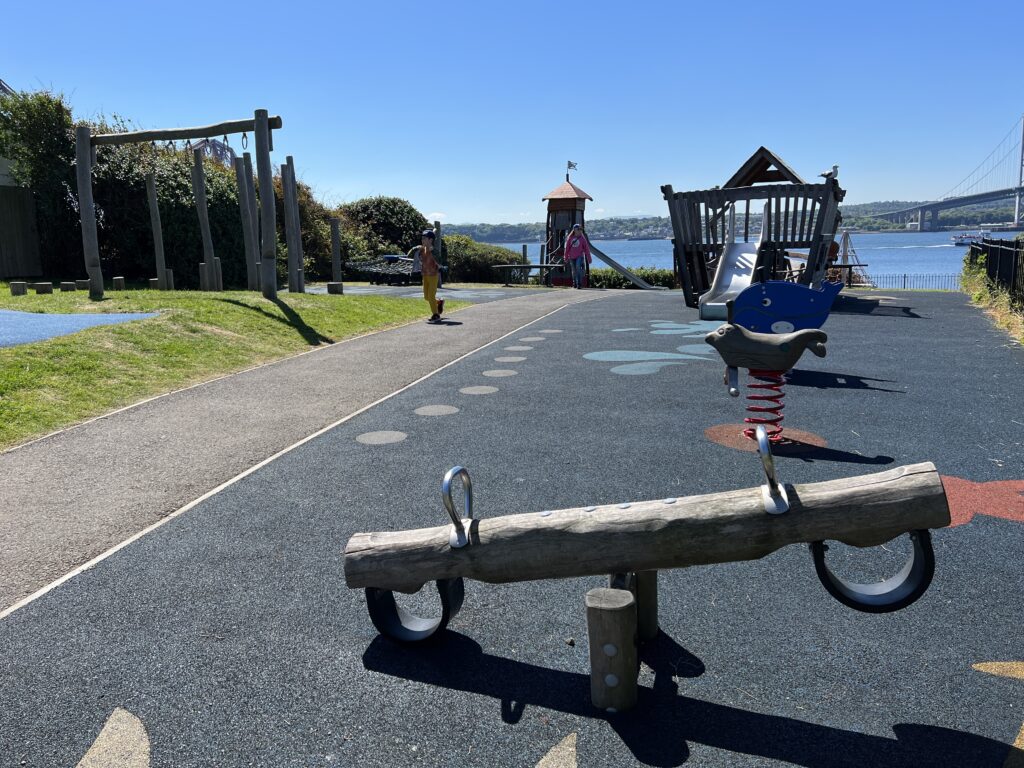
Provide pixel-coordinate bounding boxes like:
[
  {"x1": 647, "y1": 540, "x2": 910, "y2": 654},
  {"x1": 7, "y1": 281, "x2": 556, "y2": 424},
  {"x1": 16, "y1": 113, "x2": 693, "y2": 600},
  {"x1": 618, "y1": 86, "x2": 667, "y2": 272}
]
[{"x1": 0, "y1": 309, "x2": 159, "y2": 348}]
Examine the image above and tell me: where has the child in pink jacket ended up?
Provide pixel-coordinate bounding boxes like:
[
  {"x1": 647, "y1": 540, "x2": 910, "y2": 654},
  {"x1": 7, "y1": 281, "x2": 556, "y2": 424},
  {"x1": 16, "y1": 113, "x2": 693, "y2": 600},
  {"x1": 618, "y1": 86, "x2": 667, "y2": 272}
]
[{"x1": 564, "y1": 224, "x2": 591, "y2": 289}]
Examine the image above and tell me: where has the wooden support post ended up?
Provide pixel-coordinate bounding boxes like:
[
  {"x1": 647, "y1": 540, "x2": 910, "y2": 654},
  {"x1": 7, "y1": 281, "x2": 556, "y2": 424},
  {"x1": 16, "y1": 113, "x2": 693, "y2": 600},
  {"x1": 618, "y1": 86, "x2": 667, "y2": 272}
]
[
  {"x1": 199, "y1": 264, "x2": 209, "y2": 291},
  {"x1": 60, "y1": 282, "x2": 77, "y2": 292},
  {"x1": 344, "y1": 463, "x2": 950, "y2": 593},
  {"x1": 33, "y1": 282, "x2": 53, "y2": 294},
  {"x1": 145, "y1": 173, "x2": 167, "y2": 289},
  {"x1": 434, "y1": 220, "x2": 443, "y2": 288},
  {"x1": 165, "y1": 269, "x2": 174, "y2": 290},
  {"x1": 254, "y1": 110, "x2": 277, "y2": 299},
  {"x1": 112, "y1": 277, "x2": 125, "y2": 290},
  {"x1": 74, "y1": 125, "x2": 104, "y2": 300},
  {"x1": 214, "y1": 256, "x2": 223, "y2": 291},
  {"x1": 234, "y1": 157, "x2": 259, "y2": 292},
  {"x1": 282, "y1": 159, "x2": 300, "y2": 292},
  {"x1": 243, "y1": 152, "x2": 260, "y2": 291},
  {"x1": 191, "y1": 149, "x2": 217, "y2": 291},
  {"x1": 10, "y1": 282, "x2": 27, "y2": 296},
  {"x1": 636, "y1": 570, "x2": 659, "y2": 641},
  {"x1": 75, "y1": 279, "x2": 90, "y2": 290},
  {"x1": 585, "y1": 588, "x2": 638, "y2": 712},
  {"x1": 330, "y1": 217, "x2": 343, "y2": 284},
  {"x1": 291, "y1": 163, "x2": 305, "y2": 292},
  {"x1": 149, "y1": 278, "x2": 159, "y2": 289}
]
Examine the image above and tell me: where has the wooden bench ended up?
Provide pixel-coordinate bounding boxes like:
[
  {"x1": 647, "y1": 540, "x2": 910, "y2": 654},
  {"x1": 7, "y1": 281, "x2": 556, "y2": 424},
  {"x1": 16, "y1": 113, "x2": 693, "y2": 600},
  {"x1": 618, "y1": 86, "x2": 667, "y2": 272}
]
[{"x1": 491, "y1": 263, "x2": 562, "y2": 286}]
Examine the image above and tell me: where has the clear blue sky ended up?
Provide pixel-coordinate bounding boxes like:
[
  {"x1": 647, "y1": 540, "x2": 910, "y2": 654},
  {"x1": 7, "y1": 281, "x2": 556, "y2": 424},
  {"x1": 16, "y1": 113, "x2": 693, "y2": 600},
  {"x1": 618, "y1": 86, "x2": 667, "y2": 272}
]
[{"x1": 5, "y1": 1, "x2": 1023, "y2": 224}]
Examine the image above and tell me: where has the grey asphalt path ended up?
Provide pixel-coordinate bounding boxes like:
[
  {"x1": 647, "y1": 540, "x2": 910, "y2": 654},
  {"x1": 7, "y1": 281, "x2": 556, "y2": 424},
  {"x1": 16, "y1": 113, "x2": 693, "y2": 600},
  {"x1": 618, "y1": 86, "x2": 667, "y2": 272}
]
[
  {"x1": 0, "y1": 288, "x2": 602, "y2": 612},
  {"x1": 1, "y1": 288, "x2": 1022, "y2": 767}
]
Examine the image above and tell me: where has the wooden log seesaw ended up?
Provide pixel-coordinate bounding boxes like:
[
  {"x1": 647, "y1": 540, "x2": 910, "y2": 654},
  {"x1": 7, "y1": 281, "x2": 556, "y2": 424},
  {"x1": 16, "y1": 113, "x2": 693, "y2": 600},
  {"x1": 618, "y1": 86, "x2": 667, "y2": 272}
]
[{"x1": 344, "y1": 461, "x2": 950, "y2": 712}]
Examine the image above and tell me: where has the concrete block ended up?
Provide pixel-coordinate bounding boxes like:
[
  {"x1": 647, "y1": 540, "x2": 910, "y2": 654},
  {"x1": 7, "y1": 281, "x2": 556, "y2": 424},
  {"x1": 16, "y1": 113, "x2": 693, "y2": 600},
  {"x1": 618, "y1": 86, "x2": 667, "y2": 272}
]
[
  {"x1": 112, "y1": 276, "x2": 126, "y2": 290},
  {"x1": 60, "y1": 282, "x2": 77, "y2": 292},
  {"x1": 10, "y1": 282, "x2": 27, "y2": 296},
  {"x1": 33, "y1": 282, "x2": 53, "y2": 294},
  {"x1": 75, "y1": 279, "x2": 91, "y2": 290},
  {"x1": 327, "y1": 282, "x2": 344, "y2": 295},
  {"x1": 149, "y1": 278, "x2": 160, "y2": 289}
]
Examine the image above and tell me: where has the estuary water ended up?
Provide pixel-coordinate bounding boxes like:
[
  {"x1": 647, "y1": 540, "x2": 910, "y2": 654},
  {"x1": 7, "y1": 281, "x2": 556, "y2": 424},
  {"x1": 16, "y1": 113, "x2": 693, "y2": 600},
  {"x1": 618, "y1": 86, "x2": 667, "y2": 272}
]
[{"x1": 488, "y1": 230, "x2": 1021, "y2": 277}]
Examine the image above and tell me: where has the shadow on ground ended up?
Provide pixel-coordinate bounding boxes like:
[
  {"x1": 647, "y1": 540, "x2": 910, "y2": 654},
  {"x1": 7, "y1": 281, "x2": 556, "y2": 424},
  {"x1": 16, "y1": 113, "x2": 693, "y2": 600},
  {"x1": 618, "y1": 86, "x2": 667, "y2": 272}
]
[
  {"x1": 786, "y1": 370, "x2": 904, "y2": 394},
  {"x1": 218, "y1": 298, "x2": 334, "y2": 345},
  {"x1": 363, "y1": 631, "x2": 1010, "y2": 767},
  {"x1": 831, "y1": 295, "x2": 923, "y2": 319}
]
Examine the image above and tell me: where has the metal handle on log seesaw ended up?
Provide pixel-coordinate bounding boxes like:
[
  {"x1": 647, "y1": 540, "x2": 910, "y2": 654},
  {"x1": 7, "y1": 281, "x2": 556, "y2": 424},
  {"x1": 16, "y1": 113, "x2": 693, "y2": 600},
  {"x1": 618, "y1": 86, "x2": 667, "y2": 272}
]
[
  {"x1": 364, "y1": 467, "x2": 474, "y2": 642},
  {"x1": 349, "y1": 462, "x2": 951, "y2": 641}
]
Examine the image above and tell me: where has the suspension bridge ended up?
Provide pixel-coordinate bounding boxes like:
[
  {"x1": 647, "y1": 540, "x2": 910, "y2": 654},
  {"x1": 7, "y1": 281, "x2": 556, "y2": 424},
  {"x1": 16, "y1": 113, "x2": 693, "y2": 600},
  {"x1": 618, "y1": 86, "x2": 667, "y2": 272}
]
[{"x1": 874, "y1": 114, "x2": 1024, "y2": 230}]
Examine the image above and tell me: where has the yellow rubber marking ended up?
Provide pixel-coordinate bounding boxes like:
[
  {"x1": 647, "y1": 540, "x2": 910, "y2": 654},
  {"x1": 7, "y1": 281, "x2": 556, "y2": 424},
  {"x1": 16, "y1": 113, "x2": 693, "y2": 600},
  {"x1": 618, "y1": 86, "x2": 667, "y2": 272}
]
[
  {"x1": 536, "y1": 733, "x2": 577, "y2": 768},
  {"x1": 973, "y1": 663, "x2": 1024, "y2": 768},
  {"x1": 76, "y1": 708, "x2": 150, "y2": 767},
  {"x1": 975, "y1": 662, "x2": 1024, "y2": 681}
]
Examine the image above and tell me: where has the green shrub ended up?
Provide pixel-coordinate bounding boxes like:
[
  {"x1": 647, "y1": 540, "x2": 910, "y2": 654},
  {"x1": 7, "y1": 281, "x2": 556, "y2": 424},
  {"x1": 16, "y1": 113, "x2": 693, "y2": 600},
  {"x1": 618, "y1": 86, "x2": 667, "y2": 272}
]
[
  {"x1": 337, "y1": 196, "x2": 428, "y2": 258},
  {"x1": 588, "y1": 267, "x2": 676, "y2": 289},
  {"x1": 444, "y1": 235, "x2": 524, "y2": 282}
]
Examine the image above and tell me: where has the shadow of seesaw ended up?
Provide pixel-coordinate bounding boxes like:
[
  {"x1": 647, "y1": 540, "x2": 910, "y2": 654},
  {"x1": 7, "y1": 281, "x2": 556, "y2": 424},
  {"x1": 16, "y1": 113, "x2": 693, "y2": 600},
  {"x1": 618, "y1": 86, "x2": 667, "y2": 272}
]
[{"x1": 363, "y1": 632, "x2": 1013, "y2": 767}]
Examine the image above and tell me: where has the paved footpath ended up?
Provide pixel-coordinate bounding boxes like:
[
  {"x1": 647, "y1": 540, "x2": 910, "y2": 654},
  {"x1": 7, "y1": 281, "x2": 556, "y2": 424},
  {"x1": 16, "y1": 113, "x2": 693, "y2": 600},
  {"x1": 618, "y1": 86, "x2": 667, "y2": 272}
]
[
  {"x1": 1, "y1": 289, "x2": 1023, "y2": 767},
  {"x1": 0, "y1": 287, "x2": 592, "y2": 611}
]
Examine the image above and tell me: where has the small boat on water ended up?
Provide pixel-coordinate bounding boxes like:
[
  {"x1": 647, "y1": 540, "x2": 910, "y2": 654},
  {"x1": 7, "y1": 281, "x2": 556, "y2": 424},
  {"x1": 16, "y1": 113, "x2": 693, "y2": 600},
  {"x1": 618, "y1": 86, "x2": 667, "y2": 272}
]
[{"x1": 951, "y1": 231, "x2": 989, "y2": 246}]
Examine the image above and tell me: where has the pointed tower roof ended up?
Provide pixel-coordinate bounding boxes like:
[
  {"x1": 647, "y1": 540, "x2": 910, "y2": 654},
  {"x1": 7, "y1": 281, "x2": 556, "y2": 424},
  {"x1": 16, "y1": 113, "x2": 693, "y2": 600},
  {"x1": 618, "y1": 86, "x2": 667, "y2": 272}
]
[
  {"x1": 723, "y1": 146, "x2": 805, "y2": 188},
  {"x1": 542, "y1": 180, "x2": 593, "y2": 201}
]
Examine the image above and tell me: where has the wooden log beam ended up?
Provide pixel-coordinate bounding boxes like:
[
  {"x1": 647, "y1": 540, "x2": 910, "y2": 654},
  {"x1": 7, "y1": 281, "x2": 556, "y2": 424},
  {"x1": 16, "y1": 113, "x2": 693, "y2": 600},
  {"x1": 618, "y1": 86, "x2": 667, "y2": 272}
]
[
  {"x1": 91, "y1": 116, "x2": 282, "y2": 146},
  {"x1": 344, "y1": 462, "x2": 949, "y2": 593}
]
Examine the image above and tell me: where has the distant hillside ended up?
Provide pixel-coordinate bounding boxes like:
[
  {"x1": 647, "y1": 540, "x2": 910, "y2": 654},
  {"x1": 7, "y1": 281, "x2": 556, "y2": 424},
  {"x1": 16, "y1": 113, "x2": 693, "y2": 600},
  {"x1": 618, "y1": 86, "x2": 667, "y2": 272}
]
[{"x1": 449, "y1": 200, "x2": 1017, "y2": 240}]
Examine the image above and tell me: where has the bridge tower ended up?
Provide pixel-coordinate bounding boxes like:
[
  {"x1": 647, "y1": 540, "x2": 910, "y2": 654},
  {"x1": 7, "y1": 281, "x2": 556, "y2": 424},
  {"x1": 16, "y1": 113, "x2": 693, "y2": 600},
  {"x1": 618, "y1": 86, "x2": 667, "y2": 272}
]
[{"x1": 1016, "y1": 113, "x2": 1024, "y2": 226}]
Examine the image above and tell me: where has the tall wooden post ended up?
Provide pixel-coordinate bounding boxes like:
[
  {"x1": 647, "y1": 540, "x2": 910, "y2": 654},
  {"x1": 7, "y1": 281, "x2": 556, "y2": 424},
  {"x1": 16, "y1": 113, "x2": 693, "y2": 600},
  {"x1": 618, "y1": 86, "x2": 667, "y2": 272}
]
[
  {"x1": 233, "y1": 157, "x2": 258, "y2": 291},
  {"x1": 289, "y1": 159, "x2": 305, "y2": 292},
  {"x1": 282, "y1": 158, "x2": 301, "y2": 293},
  {"x1": 191, "y1": 149, "x2": 217, "y2": 290},
  {"x1": 145, "y1": 173, "x2": 167, "y2": 289},
  {"x1": 330, "y1": 217, "x2": 342, "y2": 282},
  {"x1": 254, "y1": 110, "x2": 277, "y2": 299},
  {"x1": 433, "y1": 219, "x2": 443, "y2": 288},
  {"x1": 74, "y1": 125, "x2": 104, "y2": 299},
  {"x1": 242, "y1": 152, "x2": 261, "y2": 290}
]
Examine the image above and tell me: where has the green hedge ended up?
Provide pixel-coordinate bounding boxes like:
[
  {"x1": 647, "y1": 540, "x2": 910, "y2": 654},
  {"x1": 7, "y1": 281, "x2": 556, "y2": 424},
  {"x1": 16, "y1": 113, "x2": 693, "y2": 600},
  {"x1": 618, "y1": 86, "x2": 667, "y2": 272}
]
[
  {"x1": 444, "y1": 235, "x2": 525, "y2": 282},
  {"x1": 588, "y1": 267, "x2": 676, "y2": 289}
]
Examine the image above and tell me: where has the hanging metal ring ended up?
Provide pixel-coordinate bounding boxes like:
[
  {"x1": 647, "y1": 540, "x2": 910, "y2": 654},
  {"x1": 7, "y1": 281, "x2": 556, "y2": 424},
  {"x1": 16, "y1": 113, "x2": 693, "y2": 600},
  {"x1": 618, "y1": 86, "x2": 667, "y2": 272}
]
[
  {"x1": 810, "y1": 529, "x2": 935, "y2": 613},
  {"x1": 442, "y1": 466, "x2": 474, "y2": 548},
  {"x1": 241, "y1": 132, "x2": 248, "y2": 149}
]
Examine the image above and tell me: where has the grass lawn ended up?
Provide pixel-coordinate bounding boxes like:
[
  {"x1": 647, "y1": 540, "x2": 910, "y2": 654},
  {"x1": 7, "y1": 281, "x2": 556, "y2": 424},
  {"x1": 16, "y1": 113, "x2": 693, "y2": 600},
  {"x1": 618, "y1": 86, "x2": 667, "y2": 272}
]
[{"x1": 0, "y1": 286, "x2": 467, "y2": 451}]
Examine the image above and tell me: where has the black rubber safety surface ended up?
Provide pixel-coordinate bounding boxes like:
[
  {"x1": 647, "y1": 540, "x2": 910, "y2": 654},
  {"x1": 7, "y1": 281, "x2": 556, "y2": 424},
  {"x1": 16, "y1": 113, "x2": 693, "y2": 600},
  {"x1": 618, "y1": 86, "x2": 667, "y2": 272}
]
[{"x1": 1, "y1": 290, "x2": 1022, "y2": 767}]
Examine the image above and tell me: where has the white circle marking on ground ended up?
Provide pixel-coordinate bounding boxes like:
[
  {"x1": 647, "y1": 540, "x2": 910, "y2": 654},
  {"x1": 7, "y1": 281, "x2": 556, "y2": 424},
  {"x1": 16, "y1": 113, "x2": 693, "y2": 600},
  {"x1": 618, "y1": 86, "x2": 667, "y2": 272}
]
[
  {"x1": 356, "y1": 430, "x2": 407, "y2": 445},
  {"x1": 414, "y1": 405, "x2": 460, "y2": 416},
  {"x1": 460, "y1": 386, "x2": 498, "y2": 395},
  {"x1": 483, "y1": 369, "x2": 518, "y2": 378},
  {"x1": 538, "y1": 330, "x2": 563, "y2": 334},
  {"x1": 519, "y1": 336, "x2": 545, "y2": 342},
  {"x1": 495, "y1": 356, "x2": 526, "y2": 363},
  {"x1": 504, "y1": 345, "x2": 533, "y2": 351}
]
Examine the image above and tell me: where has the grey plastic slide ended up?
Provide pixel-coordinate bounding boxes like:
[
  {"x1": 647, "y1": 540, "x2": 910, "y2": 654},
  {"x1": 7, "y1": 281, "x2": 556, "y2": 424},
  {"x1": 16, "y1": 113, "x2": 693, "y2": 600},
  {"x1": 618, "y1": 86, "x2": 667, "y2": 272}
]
[
  {"x1": 698, "y1": 217, "x2": 767, "y2": 319},
  {"x1": 588, "y1": 243, "x2": 665, "y2": 290}
]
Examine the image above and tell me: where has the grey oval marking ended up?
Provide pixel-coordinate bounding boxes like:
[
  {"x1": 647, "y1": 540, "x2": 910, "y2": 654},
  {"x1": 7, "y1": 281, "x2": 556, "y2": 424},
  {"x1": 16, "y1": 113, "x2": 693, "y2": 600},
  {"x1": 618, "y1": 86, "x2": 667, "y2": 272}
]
[
  {"x1": 495, "y1": 356, "x2": 526, "y2": 363},
  {"x1": 415, "y1": 405, "x2": 460, "y2": 416},
  {"x1": 356, "y1": 430, "x2": 407, "y2": 445},
  {"x1": 460, "y1": 386, "x2": 498, "y2": 395},
  {"x1": 519, "y1": 336, "x2": 545, "y2": 342},
  {"x1": 538, "y1": 330, "x2": 563, "y2": 334},
  {"x1": 483, "y1": 369, "x2": 518, "y2": 378},
  {"x1": 504, "y1": 345, "x2": 533, "y2": 351}
]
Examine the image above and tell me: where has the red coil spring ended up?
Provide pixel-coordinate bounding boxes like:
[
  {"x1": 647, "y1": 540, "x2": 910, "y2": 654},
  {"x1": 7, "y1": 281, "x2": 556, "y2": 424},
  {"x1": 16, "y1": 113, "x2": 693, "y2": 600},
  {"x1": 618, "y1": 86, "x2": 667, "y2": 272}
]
[{"x1": 743, "y1": 369, "x2": 786, "y2": 442}]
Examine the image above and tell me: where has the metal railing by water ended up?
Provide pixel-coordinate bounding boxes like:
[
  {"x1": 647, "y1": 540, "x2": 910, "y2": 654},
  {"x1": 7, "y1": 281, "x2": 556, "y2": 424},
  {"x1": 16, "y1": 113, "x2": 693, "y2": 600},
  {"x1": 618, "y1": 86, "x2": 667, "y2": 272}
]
[{"x1": 864, "y1": 273, "x2": 963, "y2": 291}]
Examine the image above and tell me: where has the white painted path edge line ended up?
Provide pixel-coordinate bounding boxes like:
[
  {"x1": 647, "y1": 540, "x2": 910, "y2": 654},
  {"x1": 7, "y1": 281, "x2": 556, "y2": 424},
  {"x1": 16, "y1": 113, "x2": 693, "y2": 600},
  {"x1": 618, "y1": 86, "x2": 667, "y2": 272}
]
[{"x1": 0, "y1": 301, "x2": 586, "y2": 621}]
